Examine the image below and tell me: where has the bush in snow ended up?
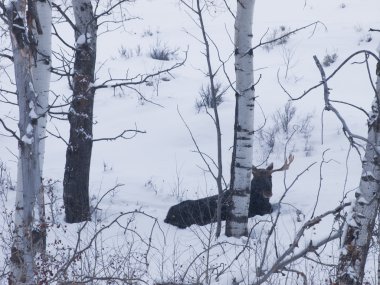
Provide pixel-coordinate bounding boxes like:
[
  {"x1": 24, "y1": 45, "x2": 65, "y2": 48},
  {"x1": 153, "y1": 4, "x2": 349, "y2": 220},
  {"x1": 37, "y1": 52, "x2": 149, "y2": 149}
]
[
  {"x1": 195, "y1": 82, "x2": 225, "y2": 112},
  {"x1": 150, "y1": 41, "x2": 178, "y2": 61},
  {"x1": 262, "y1": 25, "x2": 292, "y2": 51},
  {"x1": 322, "y1": 52, "x2": 338, "y2": 67},
  {"x1": 256, "y1": 102, "x2": 314, "y2": 160}
]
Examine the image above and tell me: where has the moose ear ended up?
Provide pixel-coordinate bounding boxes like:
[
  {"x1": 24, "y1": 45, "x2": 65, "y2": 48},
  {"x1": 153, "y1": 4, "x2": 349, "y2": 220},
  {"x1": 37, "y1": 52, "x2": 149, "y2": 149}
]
[
  {"x1": 266, "y1": 163, "x2": 274, "y2": 171},
  {"x1": 252, "y1": 165, "x2": 258, "y2": 173}
]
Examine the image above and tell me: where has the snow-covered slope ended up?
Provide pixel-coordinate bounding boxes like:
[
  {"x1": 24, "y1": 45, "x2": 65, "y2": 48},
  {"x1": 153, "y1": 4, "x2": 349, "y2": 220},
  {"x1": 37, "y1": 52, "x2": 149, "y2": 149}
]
[{"x1": 0, "y1": 0, "x2": 379, "y2": 283}]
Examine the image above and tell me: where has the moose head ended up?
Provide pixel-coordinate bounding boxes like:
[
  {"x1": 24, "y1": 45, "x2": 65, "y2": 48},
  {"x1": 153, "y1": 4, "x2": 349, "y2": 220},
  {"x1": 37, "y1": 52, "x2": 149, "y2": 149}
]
[{"x1": 251, "y1": 154, "x2": 294, "y2": 199}]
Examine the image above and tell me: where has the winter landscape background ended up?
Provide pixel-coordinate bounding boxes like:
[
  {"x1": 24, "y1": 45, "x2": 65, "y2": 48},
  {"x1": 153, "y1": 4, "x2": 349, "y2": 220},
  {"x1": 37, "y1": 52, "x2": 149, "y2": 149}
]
[{"x1": 1, "y1": 0, "x2": 380, "y2": 284}]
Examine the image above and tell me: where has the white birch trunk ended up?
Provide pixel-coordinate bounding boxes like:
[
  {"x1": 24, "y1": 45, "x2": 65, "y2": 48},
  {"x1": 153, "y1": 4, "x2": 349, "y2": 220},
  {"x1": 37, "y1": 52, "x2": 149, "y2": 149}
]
[
  {"x1": 335, "y1": 65, "x2": 380, "y2": 284},
  {"x1": 32, "y1": 0, "x2": 51, "y2": 175},
  {"x1": 31, "y1": 0, "x2": 52, "y2": 252},
  {"x1": 7, "y1": 1, "x2": 42, "y2": 283},
  {"x1": 225, "y1": 0, "x2": 256, "y2": 237}
]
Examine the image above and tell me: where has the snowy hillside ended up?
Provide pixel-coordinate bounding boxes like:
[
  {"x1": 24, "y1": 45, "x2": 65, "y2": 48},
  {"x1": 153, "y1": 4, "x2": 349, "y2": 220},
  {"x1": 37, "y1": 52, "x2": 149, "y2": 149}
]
[{"x1": 0, "y1": 0, "x2": 380, "y2": 284}]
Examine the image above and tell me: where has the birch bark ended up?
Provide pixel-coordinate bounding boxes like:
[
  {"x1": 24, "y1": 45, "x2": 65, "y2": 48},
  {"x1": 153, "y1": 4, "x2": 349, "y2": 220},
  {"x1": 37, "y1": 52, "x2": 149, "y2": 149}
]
[
  {"x1": 225, "y1": 0, "x2": 256, "y2": 237},
  {"x1": 335, "y1": 60, "x2": 380, "y2": 284},
  {"x1": 31, "y1": 0, "x2": 52, "y2": 252},
  {"x1": 7, "y1": 1, "x2": 42, "y2": 283}
]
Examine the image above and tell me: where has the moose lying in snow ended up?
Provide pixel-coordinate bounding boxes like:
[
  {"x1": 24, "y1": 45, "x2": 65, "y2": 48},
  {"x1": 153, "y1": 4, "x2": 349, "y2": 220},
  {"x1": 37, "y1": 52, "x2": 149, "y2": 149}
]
[{"x1": 164, "y1": 155, "x2": 294, "y2": 229}]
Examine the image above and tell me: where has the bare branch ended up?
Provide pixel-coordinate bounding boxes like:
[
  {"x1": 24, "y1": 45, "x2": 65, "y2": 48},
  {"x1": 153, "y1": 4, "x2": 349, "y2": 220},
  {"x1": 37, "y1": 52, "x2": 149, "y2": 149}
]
[
  {"x1": 313, "y1": 55, "x2": 371, "y2": 147},
  {"x1": 0, "y1": 118, "x2": 20, "y2": 142},
  {"x1": 51, "y1": 2, "x2": 77, "y2": 32},
  {"x1": 92, "y1": 128, "x2": 146, "y2": 142},
  {"x1": 280, "y1": 50, "x2": 380, "y2": 100},
  {"x1": 177, "y1": 105, "x2": 217, "y2": 181},
  {"x1": 253, "y1": 203, "x2": 350, "y2": 285},
  {"x1": 252, "y1": 21, "x2": 325, "y2": 52}
]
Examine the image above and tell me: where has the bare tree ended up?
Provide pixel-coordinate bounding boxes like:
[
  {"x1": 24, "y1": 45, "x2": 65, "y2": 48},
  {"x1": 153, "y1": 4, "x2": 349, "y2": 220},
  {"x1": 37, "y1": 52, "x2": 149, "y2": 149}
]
[
  {"x1": 311, "y1": 52, "x2": 380, "y2": 285},
  {"x1": 180, "y1": 0, "x2": 226, "y2": 237},
  {"x1": 62, "y1": 0, "x2": 97, "y2": 223},
  {"x1": 3, "y1": 1, "x2": 42, "y2": 283},
  {"x1": 282, "y1": 49, "x2": 380, "y2": 284},
  {"x1": 226, "y1": 0, "x2": 256, "y2": 237},
  {"x1": 61, "y1": 0, "x2": 183, "y2": 223}
]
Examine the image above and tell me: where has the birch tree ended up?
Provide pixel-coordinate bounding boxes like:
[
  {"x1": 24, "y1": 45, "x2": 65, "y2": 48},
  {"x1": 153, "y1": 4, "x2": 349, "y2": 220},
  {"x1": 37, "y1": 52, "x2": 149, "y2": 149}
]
[
  {"x1": 225, "y1": 0, "x2": 256, "y2": 237},
  {"x1": 306, "y1": 51, "x2": 380, "y2": 285},
  {"x1": 333, "y1": 61, "x2": 380, "y2": 284},
  {"x1": 5, "y1": 1, "x2": 42, "y2": 283},
  {"x1": 31, "y1": 0, "x2": 52, "y2": 252},
  {"x1": 63, "y1": 0, "x2": 97, "y2": 223}
]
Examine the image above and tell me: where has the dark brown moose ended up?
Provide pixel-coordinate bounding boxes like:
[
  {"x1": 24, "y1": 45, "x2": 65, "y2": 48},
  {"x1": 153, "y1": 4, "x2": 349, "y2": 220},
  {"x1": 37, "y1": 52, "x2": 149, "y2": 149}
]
[{"x1": 164, "y1": 155, "x2": 294, "y2": 229}]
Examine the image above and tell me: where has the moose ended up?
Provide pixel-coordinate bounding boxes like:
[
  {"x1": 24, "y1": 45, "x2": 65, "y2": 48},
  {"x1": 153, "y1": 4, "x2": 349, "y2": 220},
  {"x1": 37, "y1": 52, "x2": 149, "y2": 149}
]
[{"x1": 164, "y1": 155, "x2": 294, "y2": 229}]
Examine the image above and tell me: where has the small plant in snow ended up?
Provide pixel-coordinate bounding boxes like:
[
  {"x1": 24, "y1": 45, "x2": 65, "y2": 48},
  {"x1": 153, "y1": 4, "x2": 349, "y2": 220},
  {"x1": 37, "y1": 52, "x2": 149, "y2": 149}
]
[
  {"x1": 170, "y1": 163, "x2": 188, "y2": 202},
  {"x1": 103, "y1": 161, "x2": 113, "y2": 172},
  {"x1": 358, "y1": 33, "x2": 372, "y2": 45},
  {"x1": 144, "y1": 178, "x2": 161, "y2": 195},
  {"x1": 119, "y1": 45, "x2": 134, "y2": 59},
  {"x1": 195, "y1": 82, "x2": 225, "y2": 112},
  {"x1": 142, "y1": 27, "x2": 154, "y2": 37},
  {"x1": 135, "y1": 44, "x2": 142, "y2": 56},
  {"x1": 322, "y1": 52, "x2": 338, "y2": 67},
  {"x1": 150, "y1": 41, "x2": 178, "y2": 61},
  {"x1": 262, "y1": 25, "x2": 292, "y2": 51},
  {"x1": 273, "y1": 101, "x2": 296, "y2": 137},
  {"x1": 256, "y1": 102, "x2": 314, "y2": 160}
]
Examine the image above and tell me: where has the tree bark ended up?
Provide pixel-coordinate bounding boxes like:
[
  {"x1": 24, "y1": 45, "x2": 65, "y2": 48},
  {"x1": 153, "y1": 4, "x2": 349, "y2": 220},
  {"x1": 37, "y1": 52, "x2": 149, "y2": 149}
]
[
  {"x1": 63, "y1": 0, "x2": 97, "y2": 223},
  {"x1": 7, "y1": 1, "x2": 42, "y2": 283},
  {"x1": 225, "y1": 0, "x2": 256, "y2": 237},
  {"x1": 335, "y1": 61, "x2": 380, "y2": 284},
  {"x1": 31, "y1": 0, "x2": 52, "y2": 253}
]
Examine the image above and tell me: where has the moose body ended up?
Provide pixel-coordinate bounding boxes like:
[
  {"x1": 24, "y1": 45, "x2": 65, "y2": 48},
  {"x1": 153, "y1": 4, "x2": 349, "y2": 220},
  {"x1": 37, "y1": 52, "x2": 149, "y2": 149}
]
[
  {"x1": 164, "y1": 189, "x2": 271, "y2": 229},
  {"x1": 164, "y1": 156, "x2": 294, "y2": 229},
  {"x1": 164, "y1": 155, "x2": 294, "y2": 229}
]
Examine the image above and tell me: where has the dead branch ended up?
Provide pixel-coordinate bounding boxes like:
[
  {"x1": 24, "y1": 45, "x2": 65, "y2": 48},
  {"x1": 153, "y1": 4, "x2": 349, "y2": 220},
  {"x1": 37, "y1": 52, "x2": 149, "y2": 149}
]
[
  {"x1": 92, "y1": 127, "x2": 146, "y2": 142},
  {"x1": 313, "y1": 55, "x2": 371, "y2": 149},
  {"x1": 251, "y1": 21, "x2": 325, "y2": 52},
  {"x1": 279, "y1": 50, "x2": 380, "y2": 101},
  {"x1": 252, "y1": 203, "x2": 350, "y2": 285},
  {"x1": 0, "y1": 118, "x2": 20, "y2": 142}
]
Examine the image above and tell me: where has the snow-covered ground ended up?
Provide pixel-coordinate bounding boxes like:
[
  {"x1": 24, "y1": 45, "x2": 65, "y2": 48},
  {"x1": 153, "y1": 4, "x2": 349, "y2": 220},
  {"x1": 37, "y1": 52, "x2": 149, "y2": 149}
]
[{"x1": 1, "y1": 0, "x2": 380, "y2": 283}]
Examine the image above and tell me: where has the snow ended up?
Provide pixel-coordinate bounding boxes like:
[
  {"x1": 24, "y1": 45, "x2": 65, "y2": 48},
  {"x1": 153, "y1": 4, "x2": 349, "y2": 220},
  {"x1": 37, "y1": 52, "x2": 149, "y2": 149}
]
[
  {"x1": 21, "y1": 135, "x2": 33, "y2": 144},
  {"x1": 1, "y1": 0, "x2": 380, "y2": 283},
  {"x1": 76, "y1": 33, "x2": 91, "y2": 46}
]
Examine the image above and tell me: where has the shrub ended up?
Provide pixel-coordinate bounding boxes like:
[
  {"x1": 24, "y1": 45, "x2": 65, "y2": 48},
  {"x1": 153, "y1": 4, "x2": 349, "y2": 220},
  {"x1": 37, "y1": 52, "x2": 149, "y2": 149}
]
[
  {"x1": 322, "y1": 52, "x2": 338, "y2": 67},
  {"x1": 119, "y1": 45, "x2": 134, "y2": 59},
  {"x1": 195, "y1": 82, "x2": 225, "y2": 112},
  {"x1": 150, "y1": 42, "x2": 178, "y2": 61},
  {"x1": 256, "y1": 102, "x2": 314, "y2": 160},
  {"x1": 262, "y1": 25, "x2": 292, "y2": 51},
  {"x1": 272, "y1": 101, "x2": 296, "y2": 136}
]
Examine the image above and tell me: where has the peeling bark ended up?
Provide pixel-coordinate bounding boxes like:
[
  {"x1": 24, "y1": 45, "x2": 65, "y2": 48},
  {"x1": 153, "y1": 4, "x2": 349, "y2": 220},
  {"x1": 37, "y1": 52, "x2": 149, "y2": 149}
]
[{"x1": 7, "y1": 1, "x2": 42, "y2": 283}]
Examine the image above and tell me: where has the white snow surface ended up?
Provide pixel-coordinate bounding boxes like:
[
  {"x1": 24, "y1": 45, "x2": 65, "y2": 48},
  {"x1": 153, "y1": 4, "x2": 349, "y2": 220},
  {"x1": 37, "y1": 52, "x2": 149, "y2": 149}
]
[{"x1": 0, "y1": 0, "x2": 380, "y2": 283}]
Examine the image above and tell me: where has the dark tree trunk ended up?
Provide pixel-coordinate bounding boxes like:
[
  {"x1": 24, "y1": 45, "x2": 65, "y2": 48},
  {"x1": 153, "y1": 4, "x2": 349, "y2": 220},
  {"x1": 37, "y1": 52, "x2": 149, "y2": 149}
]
[{"x1": 63, "y1": 0, "x2": 97, "y2": 223}]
